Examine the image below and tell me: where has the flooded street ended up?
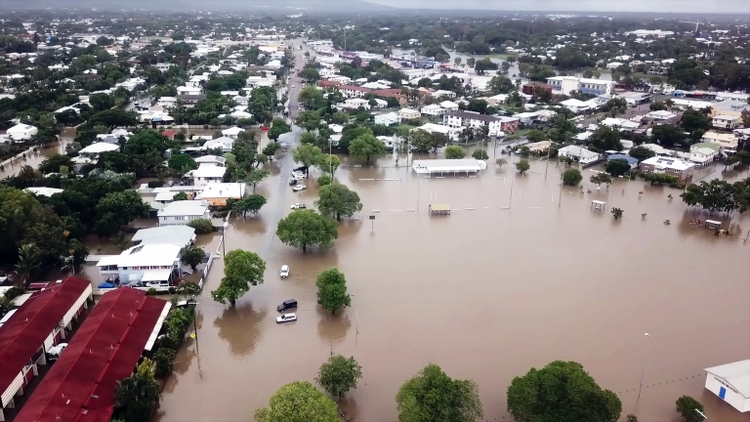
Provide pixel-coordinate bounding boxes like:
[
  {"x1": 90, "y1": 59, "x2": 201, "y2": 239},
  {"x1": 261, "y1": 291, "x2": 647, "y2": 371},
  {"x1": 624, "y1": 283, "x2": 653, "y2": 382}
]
[
  {"x1": 0, "y1": 128, "x2": 73, "y2": 178},
  {"x1": 155, "y1": 150, "x2": 749, "y2": 422}
]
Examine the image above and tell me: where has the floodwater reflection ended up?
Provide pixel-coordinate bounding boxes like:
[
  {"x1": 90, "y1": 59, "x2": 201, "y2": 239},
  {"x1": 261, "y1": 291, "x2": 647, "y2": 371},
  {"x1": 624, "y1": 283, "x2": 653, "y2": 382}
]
[
  {"x1": 316, "y1": 312, "x2": 352, "y2": 345},
  {"x1": 213, "y1": 304, "x2": 267, "y2": 358}
]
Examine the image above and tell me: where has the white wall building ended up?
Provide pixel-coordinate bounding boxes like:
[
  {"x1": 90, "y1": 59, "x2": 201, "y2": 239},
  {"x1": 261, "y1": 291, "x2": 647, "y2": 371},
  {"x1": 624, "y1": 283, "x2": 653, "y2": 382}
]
[
  {"x1": 442, "y1": 111, "x2": 504, "y2": 137},
  {"x1": 189, "y1": 164, "x2": 227, "y2": 186},
  {"x1": 96, "y1": 243, "x2": 183, "y2": 285},
  {"x1": 547, "y1": 76, "x2": 615, "y2": 96},
  {"x1": 704, "y1": 360, "x2": 750, "y2": 413},
  {"x1": 6, "y1": 123, "x2": 38, "y2": 141},
  {"x1": 558, "y1": 145, "x2": 601, "y2": 166},
  {"x1": 157, "y1": 200, "x2": 211, "y2": 226},
  {"x1": 712, "y1": 115, "x2": 741, "y2": 130}
]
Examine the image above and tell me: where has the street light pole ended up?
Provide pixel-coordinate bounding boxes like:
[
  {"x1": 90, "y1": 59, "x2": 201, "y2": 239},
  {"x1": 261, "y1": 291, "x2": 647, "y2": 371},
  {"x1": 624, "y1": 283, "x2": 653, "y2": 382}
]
[
  {"x1": 637, "y1": 332, "x2": 650, "y2": 401},
  {"x1": 222, "y1": 221, "x2": 229, "y2": 258}
]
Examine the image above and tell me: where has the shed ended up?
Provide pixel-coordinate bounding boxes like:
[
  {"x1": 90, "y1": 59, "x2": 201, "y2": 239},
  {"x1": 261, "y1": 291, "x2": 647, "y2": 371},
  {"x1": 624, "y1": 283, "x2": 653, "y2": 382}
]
[{"x1": 704, "y1": 359, "x2": 750, "y2": 412}]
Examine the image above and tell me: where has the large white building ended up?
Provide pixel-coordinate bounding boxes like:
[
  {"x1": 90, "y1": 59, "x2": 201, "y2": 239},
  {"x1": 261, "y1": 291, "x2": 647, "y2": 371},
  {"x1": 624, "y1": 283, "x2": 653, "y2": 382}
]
[
  {"x1": 6, "y1": 123, "x2": 38, "y2": 141},
  {"x1": 547, "y1": 76, "x2": 616, "y2": 96},
  {"x1": 96, "y1": 243, "x2": 183, "y2": 286},
  {"x1": 442, "y1": 111, "x2": 504, "y2": 137},
  {"x1": 704, "y1": 360, "x2": 750, "y2": 413},
  {"x1": 157, "y1": 200, "x2": 211, "y2": 226}
]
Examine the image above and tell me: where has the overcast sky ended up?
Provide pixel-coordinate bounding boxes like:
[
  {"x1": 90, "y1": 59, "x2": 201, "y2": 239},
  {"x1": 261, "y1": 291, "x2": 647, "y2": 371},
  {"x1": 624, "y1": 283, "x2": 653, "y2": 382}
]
[{"x1": 365, "y1": 0, "x2": 750, "y2": 14}]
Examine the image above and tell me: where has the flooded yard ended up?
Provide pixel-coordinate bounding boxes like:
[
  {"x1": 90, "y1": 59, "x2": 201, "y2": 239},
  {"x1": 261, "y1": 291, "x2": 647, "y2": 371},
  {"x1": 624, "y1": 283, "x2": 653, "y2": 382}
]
[{"x1": 154, "y1": 154, "x2": 750, "y2": 422}]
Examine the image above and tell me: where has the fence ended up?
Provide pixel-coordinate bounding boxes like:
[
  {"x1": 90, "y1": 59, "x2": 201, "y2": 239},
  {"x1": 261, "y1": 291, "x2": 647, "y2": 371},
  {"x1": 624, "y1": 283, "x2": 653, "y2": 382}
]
[{"x1": 198, "y1": 251, "x2": 216, "y2": 290}]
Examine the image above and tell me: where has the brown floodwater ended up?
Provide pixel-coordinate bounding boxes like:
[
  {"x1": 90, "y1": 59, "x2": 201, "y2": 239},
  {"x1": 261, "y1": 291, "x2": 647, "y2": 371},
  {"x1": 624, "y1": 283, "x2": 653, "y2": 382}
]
[
  {"x1": 152, "y1": 149, "x2": 750, "y2": 422},
  {"x1": 0, "y1": 131, "x2": 72, "y2": 178}
]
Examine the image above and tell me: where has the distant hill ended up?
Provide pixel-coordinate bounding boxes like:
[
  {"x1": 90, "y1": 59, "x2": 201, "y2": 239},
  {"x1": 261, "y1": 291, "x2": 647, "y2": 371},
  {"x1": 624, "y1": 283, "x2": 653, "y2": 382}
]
[{"x1": 1, "y1": 0, "x2": 394, "y2": 13}]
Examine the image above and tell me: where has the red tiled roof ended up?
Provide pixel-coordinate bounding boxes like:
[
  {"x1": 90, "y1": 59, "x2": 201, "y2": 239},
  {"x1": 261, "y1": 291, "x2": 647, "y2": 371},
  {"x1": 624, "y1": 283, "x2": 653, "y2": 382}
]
[
  {"x1": 14, "y1": 288, "x2": 169, "y2": 422},
  {"x1": 0, "y1": 277, "x2": 91, "y2": 397},
  {"x1": 319, "y1": 80, "x2": 341, "y2": 87},
  {"x1": 338, "y1": 84, "x2": 372, "y2": 93}
]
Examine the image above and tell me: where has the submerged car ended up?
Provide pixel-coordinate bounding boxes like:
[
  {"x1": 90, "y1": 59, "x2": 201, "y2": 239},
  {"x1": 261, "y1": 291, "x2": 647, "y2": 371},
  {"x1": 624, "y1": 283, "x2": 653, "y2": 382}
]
[
  {"x1": 276, "y1": 313, "x2": 297, "y2": 324},
  {"x1": 280, "y1": 265, "x2": 290, "y2": 278},
  {"x1": 290, "y1": 203, "x2": 306, "y2": 209},
  {"x1": 292, "y1": 185, "x2": 306, "y2": 192},
  {"x1": 276, "y1": 299, "x2": 298, "y2": 312}
]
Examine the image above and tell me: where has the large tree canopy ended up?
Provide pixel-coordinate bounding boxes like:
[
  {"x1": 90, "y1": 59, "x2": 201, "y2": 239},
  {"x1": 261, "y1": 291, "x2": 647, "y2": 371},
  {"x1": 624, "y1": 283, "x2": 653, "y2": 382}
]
[
  {"x1": 396, "y1": 363, "x2": 483, "y2": 422},
  {"x1": 254, "y1": 381, "x2": 339, "y2": 422},
  {"x1": 276, "y1": 209, "x2": 338, "y2": 252}
]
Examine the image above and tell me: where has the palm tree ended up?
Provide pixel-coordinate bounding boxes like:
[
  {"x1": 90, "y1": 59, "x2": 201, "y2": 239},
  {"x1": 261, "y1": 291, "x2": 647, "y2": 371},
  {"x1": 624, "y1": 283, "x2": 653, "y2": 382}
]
[{"x1": 14, "y1": 244, "x2": 41, "y2": 288}]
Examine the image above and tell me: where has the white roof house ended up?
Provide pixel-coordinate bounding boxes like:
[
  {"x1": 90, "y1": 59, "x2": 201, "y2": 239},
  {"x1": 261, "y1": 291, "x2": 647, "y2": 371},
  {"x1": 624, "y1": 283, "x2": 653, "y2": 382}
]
[
  {"x1": 701, "y1": 131, "x2": 738, "y2": 150},
  {"x1": 600, "y1": 117, "x2": 640, "y2": 131},
  {"x1": 194, "y1": 155, "x2": 226, "y2": 166},
  {"x1": 199, "y1": 182, "x2": 247, "y2": 206},
  {"x1": 25, "y1": 187, "x2": 64, "y2": 197},
  {"x1": 79, "y1": 142, "x2": 120, "y2": 155},
  {"x1": 704, "y1": 359, "x2": 750, "y2": 413},
  {"x1": 646, "y1": 110, "x2": 677, "y2": 120},
  {"x1": 221, "y1": 126, "x2": 245, "y2": 138},
  {"x1": 131, "y1": 226, "x2": 196, "y2": 248},
  {"x1": 7, "y1": 123, "x2": 38, "y2": 141},
  {"x1": 558, "y1": 145, "x2": 600, "y2": 165},
  {"x1": 416, "y1": 123, "x2": 461, "y2": 142},
  {"x1": 189, "y1": 164, "x2": 227, "y2": 187},
  {"x1": 157, "y1": 200, "x2": 211, "y2": 226},
  {"x1": 640, "y1": 156, "x2": 695, "y2": 172},
  {"x1": 374, "y1": 112, "x2": 399, "y2": 127},
  {"x1": 412, "y1": 159, "x2": 487, "y2": 175},
  {"x1": 96, "y1": 243, "x2": 182, "y2": 284},
  {"x1": 202, "y1": 136, "x2": 234, "y2": 152}
]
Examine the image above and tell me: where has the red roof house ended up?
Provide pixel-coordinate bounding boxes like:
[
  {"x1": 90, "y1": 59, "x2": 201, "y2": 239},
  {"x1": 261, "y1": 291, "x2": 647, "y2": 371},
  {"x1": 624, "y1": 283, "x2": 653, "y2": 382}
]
[
  {"x1": 14, "y1": 288, "x2": 171, "y2": 422},
  {"x1": 0, "y1": 277, "x2": 93, "y2": 422}
]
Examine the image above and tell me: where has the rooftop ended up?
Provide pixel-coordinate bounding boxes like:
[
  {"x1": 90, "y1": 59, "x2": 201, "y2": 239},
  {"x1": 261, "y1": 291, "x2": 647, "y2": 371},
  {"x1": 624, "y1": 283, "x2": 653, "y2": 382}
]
[
  {"x1": 641, "y1": 156, "x2": 695, "y2": 171},
  {"x1": 705, "y1": 359, "x2": 750, "y2": 399},
  {"x1": 190, "y1": 164, "x2": 227, "y2": 179},
  {"x1": 200, "y1": 182, "x2": 246, "y2": 199},
  {"x1": 96, "y1": 243, "x2": 182, "y2": 268},
  {"x1": 157, "y1": 200, "x2": 209, "y2": 218},
  {"x1": 79, "y1": 142, "x2": 120, "y2": 155},
  {"x1": 131, "y1": 226, "x2": 196, "y2": 247},
  {"x1": 412, "y1": 159, "x2": 486, "y2": 174},
  {"x1": 0, "y1": 277, "x2": 91, "y2": 401},
  {"x1": 13, "y1": 288, "x2": 171, "y2": 422},
  {"x1": 25, "y1": 187, "x2": 64, "y2": 197},
  {"x1": 446, "y1": 110, "x2": 500, "y2": 122}
]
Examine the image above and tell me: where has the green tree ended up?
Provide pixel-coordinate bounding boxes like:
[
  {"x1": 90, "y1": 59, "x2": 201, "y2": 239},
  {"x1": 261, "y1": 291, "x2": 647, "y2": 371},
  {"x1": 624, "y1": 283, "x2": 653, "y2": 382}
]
[
  {"x1": 153, "y1": 347, "x2": 176, "y2": 378},
  {"x1": 180, "y1": 244, "x2": 205, "y2": 271},
  {"x1": 113, "y1": 359, "x2": 160, "y2": 422},
  {"x1": 318, "y1": 174, "x2": 332, "y2": 187},
  {"x1": 262, "y1": 141, "x2": 281, "y2": 157},
  {"x1": 247, "y1": 169, "x2": 270, "y2": 191},
  {"x1": 254, "y1": 381, "x2": 339, "y2": 422},
  {"x1": 526, "y1": 129, "x2": 547, "y2": 143},
  {"x1": 507, "y1": 360, "x2": 621, "y2": 422},
  {"x1": 316, "y1": 268, "x2": 351, "y2": 314},
  {"x1": 589, "y1": 126, "x2": 622, "y2": 151},
  {"x1": 211, "y1": 249, "x2": 265, "y2": 306},
  {"x1": 295, "y1": 110, "x2": 323, "y2": 132},
  {"x1": 315, "y1": 184, "x2": 363, "y2": 221},
  {"x1": 316, "y1": 355, "x2": 363, "y2": 400},
  {"x1": 168, "y1": 154, "x2": 197, "y2": 175},
  {"x1": 445, "y1": 145, "x2": 466, "y2": 159},
  {"x1": 173, "y1": 192, "x2": 188, "y2": 201},
  {"x1": 396, "y1": 363, "x2": 483, "y2": 422},
  {"x1": 628, "y1": 146, "x2": 655, "y2": 162},
  {"x1": 681, "y1": 109, "x2": 711, "y2": 133},
  {"x1": 680, "y1": 180, "x2": 736, "y2": 213},
  {"x1": 515, "y1": 160, "x2": 530, "y2": 174},
  {"x1": 488, "y1": 75, "x2": 514, "y2": 94},
  {"x1": 231, "y1": 194, "x2": 267, "y2": 217},
  {"x1": 292, "y1": 144, "x2": 324, "y2": 175},
  {"x1": 562, "y1": 168, "x2": 583, "y2": 186},
  {"x1": 94, "y1": 190, "x2": 150, "y2": 237},
  {"x1": 298, "y1": 86, "x2": 326, "y2": 110},
  {"x1": 276, "y1": 209, "x2": 338, "y2": 252},
  {"x1": 605, "y1": 159, "x2": 631, "y2": 177},
  {"x1": 38, "y1": 153, "x2": 73, "y2": 174},
  {"x1": 318, "y1": 154, "x2": 341, "y2": 175},
  {"x1": 471, "y1": 149, "x2": 489, "y2": 160},
  {"x1": 651, "y1": 124, "x2": 684, "y2": 148},
  {"x1": 611, "y1": 207, "x2": 624, "y2": 220},
  {"x1": 348, "y1": 133, "x2": 387, "y2": 164},
  {"x1": 187, "y1": 218, "x2": 213, "y2": 234},
  {"x1": 675, "y1": 396, "x2": 705, "y2": 422},
  {"x1": 14, "y1": 244, "x2": 42, "y2": 288},
  {"x1": 590, "y1": 173, "x2": 612, "y2": 186},
  {"x1": 496, "y1": 158, "x2": 508, "y2": 167},
  {"x1": 268, "y1": 117, "x2": 292, "y2": 141}
]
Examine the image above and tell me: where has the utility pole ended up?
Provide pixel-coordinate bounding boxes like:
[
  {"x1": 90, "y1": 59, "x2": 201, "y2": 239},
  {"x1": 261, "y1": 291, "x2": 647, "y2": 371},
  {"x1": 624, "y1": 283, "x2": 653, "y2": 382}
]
[
  {"x1": 544, "y1": 144, "x2": 551, "y2": 179},
  {"x1": 637, "y1": 333, "x2": 651, "y2": 401}
]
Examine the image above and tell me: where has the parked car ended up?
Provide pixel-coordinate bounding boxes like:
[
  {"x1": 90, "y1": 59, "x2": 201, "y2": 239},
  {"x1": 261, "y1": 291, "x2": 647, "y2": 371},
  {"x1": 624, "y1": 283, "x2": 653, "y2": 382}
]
[
  {"x1": 292, "y1": 185, "x2": 306, "y2": 192},
  {"x1": 289, "y1": 179, "x2": 298, "y2": 186},
  {"x1": 276, "y1": 299, "x2": 298, "y2": 312},
  {"x1": 280, "y1": 265, "x2": 290, "y2": 278},
  {"x1": 276, "y1": 313, "x2": 297, "y2": 324},
  {"x1": 47, "y1": 343, "x2": 68, "y2": 361},
  {"x1": 290, "y1": 203, "x2": 306, "y2": 209}
]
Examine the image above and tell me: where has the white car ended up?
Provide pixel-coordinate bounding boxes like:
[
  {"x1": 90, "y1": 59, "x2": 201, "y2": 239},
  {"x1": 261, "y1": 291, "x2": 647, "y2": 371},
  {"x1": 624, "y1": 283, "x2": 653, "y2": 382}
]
[
  {"x1": 276, "y1": 313, "x2": 297, "y2": 324},
  {"x1": 292, "y1": 185, "x2": 306, "y2": 192},
  {"x1": 47, "y1": 343, "x2": 68, "y2": 360},
  {"x1": 290, "y1": 203, "x2": 306, "y2": 209},
  {"x1": 280, "y1": 265, "x2": 290, "y2": 278}
]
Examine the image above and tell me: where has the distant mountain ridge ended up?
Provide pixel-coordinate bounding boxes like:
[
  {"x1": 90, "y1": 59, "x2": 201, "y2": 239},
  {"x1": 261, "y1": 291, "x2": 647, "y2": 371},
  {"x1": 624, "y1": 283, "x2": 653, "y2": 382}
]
[{"x1": 2, "y1": 0, "x2": 394, "y2": 13}]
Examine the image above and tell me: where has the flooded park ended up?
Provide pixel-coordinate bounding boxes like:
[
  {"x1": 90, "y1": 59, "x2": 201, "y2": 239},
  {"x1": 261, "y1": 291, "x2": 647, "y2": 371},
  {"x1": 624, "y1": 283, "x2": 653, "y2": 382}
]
[{"x1": 128, "y1": 145, "x2": 749, "y2": 422}]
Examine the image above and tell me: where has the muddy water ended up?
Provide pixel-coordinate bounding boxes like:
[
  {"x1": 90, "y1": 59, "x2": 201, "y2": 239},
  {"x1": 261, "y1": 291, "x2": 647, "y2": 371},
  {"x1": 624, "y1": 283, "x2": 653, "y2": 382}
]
[
  {"x1": 155, "y1": 154, "x2": 749, "y2": 422},
  {"x1": 0, "y1": 130, "x2": 72, "y2": 178}
]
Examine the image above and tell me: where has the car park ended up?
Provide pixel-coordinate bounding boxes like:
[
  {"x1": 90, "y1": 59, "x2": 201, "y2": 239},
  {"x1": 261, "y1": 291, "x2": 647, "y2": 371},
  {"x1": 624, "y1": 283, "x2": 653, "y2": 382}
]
[
  {"x1": 280, "y1": 265, "x2": 290, "y2": 278},
  {"x1": 292, "y1": 184, "x2": 306, "y2": 192},
  {"x1": 276, "y1": 299, "x2": 298, "y2": 312},
  {"x1": 290, "y1": 203, "x2": 306, "y2": 209},
  {"x1": 276, "y1": 313, "x2": 297, "y2": 324}
]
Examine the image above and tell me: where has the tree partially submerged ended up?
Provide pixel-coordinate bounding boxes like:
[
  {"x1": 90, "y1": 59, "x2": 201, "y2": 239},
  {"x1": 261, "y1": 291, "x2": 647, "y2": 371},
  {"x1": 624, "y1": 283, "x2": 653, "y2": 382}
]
[
  {"x1": 211, "y1": 249, "x2": 265, "y2": 306},
  {"x1": 276, "y1": 209, "x2": 338, "y2": 252},
  {"x1": 315, "y1": 184, "x2": 363, "y2": 221},
  {"x1": 254, "y1": 381, "x2": 339, "y2": 422},
  {"x1": 316, "y1": 355, "x2": 363, "y2": 400},
  {"x1": 396, "y1": 363, "x2": 483, "y2": 422},
  {"x1": 316, "y1": 268, "x2": 351, "y2": 314}
]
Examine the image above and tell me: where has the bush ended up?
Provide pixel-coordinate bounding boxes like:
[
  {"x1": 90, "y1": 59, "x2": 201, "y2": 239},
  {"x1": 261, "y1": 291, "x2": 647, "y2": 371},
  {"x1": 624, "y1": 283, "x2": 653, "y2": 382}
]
[
  {"x1": 153, "y1": 347, "x2": 176, "y2": 378},
  {"x1": 187, "y1": 218, "x2": 214, "y2": 234},
  {"x1": 147, "y1": 180, "x2": 164, "y2": 188},
  {"x1": 675, "y1": 395, "x2": 704, "y2": 422},
  {"x1": 563, "y1": 168, "x2": 583, "y2": 186},
  {"x1": 147, "y1": 288, "x2": 157, "y2": 295},
  {"x1": 318, "y1": 174, "x2": 332, "y2": 187}
]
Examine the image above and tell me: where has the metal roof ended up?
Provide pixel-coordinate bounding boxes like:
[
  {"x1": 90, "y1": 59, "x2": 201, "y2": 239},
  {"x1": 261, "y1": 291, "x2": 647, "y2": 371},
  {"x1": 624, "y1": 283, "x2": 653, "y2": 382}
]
[
  {"x1": 0, "y1": 277, "x2": 91, "y2": 404},
  {"x1": 14, "y1": 288, "x2": 170, "y2": 422},
  {"x1": 705, "y1": 359, "x2": 750, "y2": 399}
]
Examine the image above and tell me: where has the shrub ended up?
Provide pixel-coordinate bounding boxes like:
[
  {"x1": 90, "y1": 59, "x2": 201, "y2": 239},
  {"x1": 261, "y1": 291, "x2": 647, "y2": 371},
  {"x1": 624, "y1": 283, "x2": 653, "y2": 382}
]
[
  {"x1": 147, "y1": 288, "x2": 157, "y2": 295},
  {"x1": 187, "y1": 218, "x2": 214, "y2": 234},
  {"x1": 563, "y1": 168, "x2": 583, "y2": 186},
  {"x1": 153, "y1": 347, "x2": 176, "y2": 377}
]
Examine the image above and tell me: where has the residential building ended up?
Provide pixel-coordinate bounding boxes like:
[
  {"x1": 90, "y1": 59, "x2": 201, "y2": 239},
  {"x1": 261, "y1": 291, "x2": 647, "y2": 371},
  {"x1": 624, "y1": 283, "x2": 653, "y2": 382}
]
[
  {"x1": 431, "y1": 90, "x2": 456, "y2": 99},
  {"x1": 176, "y1": 86, "x2": 202, "y2": 96},
  {"x1": 420, "y1": 104, "x2": 444, "y2": 117},
  {"x1": 701, "y1": 131, "x2": 739, "y2": 150},
  {"x1": 639, "y1": 156, "x2": 695, "y2": 182},
  {"x1": 157, "y1": 200, "x2": 210, "y2": 226},
  {"x1": 13, "y1": 288, "x2": 171, "y2": 422},
  {"x1": 343, "y1": 98, "x2": 370, "y2": 110},
  {"x1": 96, "y1": 243, "x2": 183, "y2": 285},
  {"x1": 374, "y1": 112, "x2": 399, "y2": 126},
  {"x1": 131, "y1": 226, "x2": 196, "y2": 248},
  {"x1": 6, "y1": 123, "x2": 38, "y2": 141},
  {"x1": 397, "y1": 108, "x2": 421, "y2": 122},
  {"x1": 412, "y1": 159, "x2": 486, "y2": 175},
  {"x1": 712, "y1": 115, "x2": 741, "y2": 130},
  {"x1": 194, "y1": 155, "x2": 226, "y2": 167},
  {"x1": 188, "y1": 164, "x2": 226, "y2": 186},
  {"x1": 689, "y1": 143, "x2": 720, "y2": 166},
  {"x1": 157, "y1": 96, "x2": 178, "y2": 108},
  {"x1": 78, "y1": 142, "x2": 120, "y2": 155},
  {"x1": 560, "y1": 98, "x2": 598, "y2": 114},
  {"x1": 607, "y1": 154, "x2": 639, "y2": 169},
  {"x1": 600, "y1": 117, "x2": 641, "y2": 132},
  {"x1": 338, "y1": 85, "x2": 371, "y2": 98},
  {"x1": 199, "y1": 182, "x2": 247, "y2": 207},
  {"x1": 624, "y1": 29, "x2": 675, "y2": 38},
  {"x1": 545, "y1": 76, "x2": 580, "y2": 96},
  {"x1": 221, "y1": 126, "x2": 245, "y2": 139},
  {"x1": 177, "y1": 94, "x2": 206, "y2": 105},
  {"x1": 0, "y1": 277, "x2": 93, "y2": 422},
  {"x1": 711, "y1": 100, "x2": 750, "y2": 119},
  {"x1": 202, "y1": 136, "x2": 234, "y2": 152},
  {"x1": 442, "y1": 111, "x2": 504, "y2": 137},
  {"x1": 646, "y1": 110, "x2": 677, "y2": 121},
  {"x1": 416, "y1": 123, "x2": 461, "y2": 142},
  {"x1": 25, "y1": 187, "x2": 63, "y2": 197},
  {"x1": 557, "y1": 145, "x2": 601, "y2": 166},
  {"x1": 546, "y1": 76, "x2": 615, "y2": 96}
]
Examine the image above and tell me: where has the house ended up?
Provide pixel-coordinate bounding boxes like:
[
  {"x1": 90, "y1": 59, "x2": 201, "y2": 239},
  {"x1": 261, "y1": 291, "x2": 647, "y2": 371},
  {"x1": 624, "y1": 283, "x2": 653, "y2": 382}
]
[
  {"x1": 13, "y1": 288, "x2": 171, "y2": 422},
  {"x1": 497, "y1": 116, "x2": 519, "y2": 133},
  {"x1": 703, "y1": 359, "x2": 750, "y2": 413},
  {"x1": 199, "y1": 182, "x2": 247, "y2": 207},
  {"x1": 25, "y1": 187, "x2": 64, "y2": 197},
  {"x1": 412, "y1": 159, "x2": 486, "y2": 175},
  {"x1": 711, "y1": 100, "x2": 750, "y2": 120},
  {"x1": 712, "y1": 115, "x2": 741, "y2": 130},
  {"x1": 600, "y1": 117, "x2": 640, "y2": 132},
  {"x1": 188, "y1": 164, "x2": 227, "y2": 186},
  {"x1": 0, "y1": 277, "x2": 93, "y2": 422},
  {"x1": 431, "y1": 90, "x2": 456, "y2": 99},
  {"x1": 689, "y1": 143, "x2": 720, "y2": 166},
  {"x1": 221, "y1": 126, "x2": 245, "y2": 139},
  {"x1": 546, "y1": 76, "x2": 580, "y2": 96},
  {"x1": 157, "y1": 200, "x2": 211, "y2": 226},
  {"x1": 96, "y1": 243, "x2": 183, "y2": 285},
  {"x1": 343, "y1": 98, "x2": 370, "y2": 110},
  {"x1": 616, "y1": 91, "x2": 651, "y2": 106},
  {"x1": 397, "y1": 108, "x2": 421, "y2": 122},
  {"x1": 131, "y1": 226, "x2": 196, "y2": 248},
  {"x1": 547, "y1": 76, "x2": 615, "y2": 96},
  {"x1": 6, "y1": 123, "x2": 38, "y2": 141},
  {"x1": 443, "y1": 111, "x2": 504, "y2": 137},
  {"x1": 439, "y1": 101, "x2": 459, "y2": 111},
  {"x1": 701, "y1": 131, "x2": 739, "y2": 150},
  {"x1": 646, "y1": 110, "x2": 677, "y2": 121},
  {"x1": 177, "y1": 94, "x2": 206, "y2": 105},
  {"x1": 420, "y1": 104, "x2": 444, "y2": 117},
  {"x1": 639, "y1": 156, "x2": 695, "y2": 182},
  {"x1": 338, "y1": 85, "x2": 372, "y2": 98},
  {"x1": 374, "y1": 112, "x2": 399, "y2": 126},
  {"x1": 558, "y1": 145, "x2": 601, "y2": 166},
  {"x1": 176, "y1": 86, "x2": 202, "y2": 96},
  {"x1": 96, "y1": 129, "x2": 132, "y2": 144},
  {"x1": 194, "y1": 155, "x2": 226, "y2": 167},
  {"x1": 560, "y1": 98, "x2": 598, "y2": 114},
  {"x1": 416, "y1": 123, "x2": 461, "y2": 142},
  {"x1": 78, "y1": 142, "x2": 120, "y2": 155},
  {"x1": 202, "y1": 136, "x2": 235, "y2": 152},
  {"x1": 158, "y1": 96, "x2": 178, "y2": 108}
]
